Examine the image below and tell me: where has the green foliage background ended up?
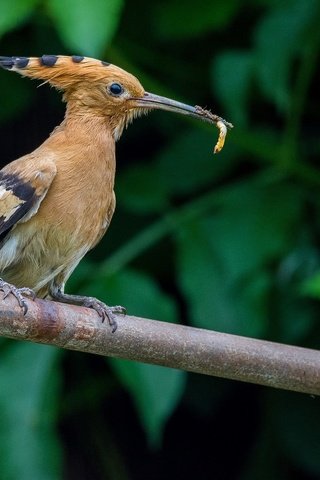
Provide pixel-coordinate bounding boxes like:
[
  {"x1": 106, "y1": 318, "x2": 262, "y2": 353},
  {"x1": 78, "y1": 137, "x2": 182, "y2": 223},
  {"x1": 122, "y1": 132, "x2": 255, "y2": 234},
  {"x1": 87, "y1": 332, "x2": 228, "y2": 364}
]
[{"x1": 0, "y1": 0, "x2": 320, "y2": 478}]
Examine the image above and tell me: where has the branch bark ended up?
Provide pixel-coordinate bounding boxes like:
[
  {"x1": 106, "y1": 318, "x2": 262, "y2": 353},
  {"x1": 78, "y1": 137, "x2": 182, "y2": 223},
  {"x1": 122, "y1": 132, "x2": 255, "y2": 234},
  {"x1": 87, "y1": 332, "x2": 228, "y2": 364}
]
[{"x1": 0, "y1": 294, "x2": 319, "y2": 395}]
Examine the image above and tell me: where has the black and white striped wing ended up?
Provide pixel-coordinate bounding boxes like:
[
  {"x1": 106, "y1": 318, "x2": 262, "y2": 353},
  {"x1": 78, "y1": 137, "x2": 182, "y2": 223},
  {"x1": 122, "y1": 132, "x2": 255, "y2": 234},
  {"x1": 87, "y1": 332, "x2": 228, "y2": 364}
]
[{"x1": 0, "y1": 165, "x2": 56, "y2": 242}]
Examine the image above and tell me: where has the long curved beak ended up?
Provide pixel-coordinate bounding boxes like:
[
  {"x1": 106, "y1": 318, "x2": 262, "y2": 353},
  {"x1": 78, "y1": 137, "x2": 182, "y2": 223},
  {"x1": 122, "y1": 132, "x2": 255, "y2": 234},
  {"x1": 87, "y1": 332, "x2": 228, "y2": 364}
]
[
  {"x1": 132, "y1": 92, "x2": 233, "y2": 129},
  {"x1": 131, "y1": 92, "x2": 233, "y2": 153}
]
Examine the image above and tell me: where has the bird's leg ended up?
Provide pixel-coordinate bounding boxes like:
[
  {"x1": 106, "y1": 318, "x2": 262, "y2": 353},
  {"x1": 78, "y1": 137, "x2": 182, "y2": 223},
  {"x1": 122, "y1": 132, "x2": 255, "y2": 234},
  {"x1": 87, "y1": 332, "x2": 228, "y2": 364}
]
[
  {"x1": 49, "y1": 284, "x2": 125, "y2": 333},
  {"x1": 0, "y1": 278, "x2": 36, "y2": 314}
]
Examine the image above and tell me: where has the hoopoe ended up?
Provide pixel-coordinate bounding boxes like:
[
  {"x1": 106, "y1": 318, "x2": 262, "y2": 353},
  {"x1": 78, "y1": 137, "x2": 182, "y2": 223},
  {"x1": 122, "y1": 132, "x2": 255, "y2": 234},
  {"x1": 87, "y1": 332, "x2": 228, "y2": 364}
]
[{"x1": 0, "y1": 55, "x2": 232, "y2": 331}]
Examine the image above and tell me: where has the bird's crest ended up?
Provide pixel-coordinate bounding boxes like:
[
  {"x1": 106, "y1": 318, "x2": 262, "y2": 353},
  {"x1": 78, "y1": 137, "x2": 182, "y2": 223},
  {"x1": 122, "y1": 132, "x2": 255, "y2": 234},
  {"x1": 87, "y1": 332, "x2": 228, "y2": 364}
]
[{"x1": 0, "y1": 55, "x2": 127, "y2": 90}]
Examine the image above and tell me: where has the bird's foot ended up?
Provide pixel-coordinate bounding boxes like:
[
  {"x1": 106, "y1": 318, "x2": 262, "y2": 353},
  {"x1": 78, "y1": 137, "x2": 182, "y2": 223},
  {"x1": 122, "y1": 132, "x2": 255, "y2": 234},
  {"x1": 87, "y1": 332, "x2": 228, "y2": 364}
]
[
  {"x1": 0, "y1": 278, "x2": 36, "y2": 314},
  {"x1": 82, "y1": 298, "x2": 126, "y2": 333},
  {"x1": 49, "y1": 286, "x2": 126, "y2": 333}
]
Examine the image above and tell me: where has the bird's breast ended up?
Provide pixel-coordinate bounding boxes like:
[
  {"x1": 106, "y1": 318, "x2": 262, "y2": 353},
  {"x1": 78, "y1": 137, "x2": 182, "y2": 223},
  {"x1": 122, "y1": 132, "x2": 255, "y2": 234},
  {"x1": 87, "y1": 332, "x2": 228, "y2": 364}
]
[{"x1": 38, "y1": 145, "x2": 116, "y2": 248}]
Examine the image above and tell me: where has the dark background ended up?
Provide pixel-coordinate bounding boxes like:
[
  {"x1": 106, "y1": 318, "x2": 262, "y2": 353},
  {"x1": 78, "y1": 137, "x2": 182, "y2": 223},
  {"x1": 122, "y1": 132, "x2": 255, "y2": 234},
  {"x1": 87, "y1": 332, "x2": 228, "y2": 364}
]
[{"x1": 0, "y1": 0, "x2": 320, "y2": 479}]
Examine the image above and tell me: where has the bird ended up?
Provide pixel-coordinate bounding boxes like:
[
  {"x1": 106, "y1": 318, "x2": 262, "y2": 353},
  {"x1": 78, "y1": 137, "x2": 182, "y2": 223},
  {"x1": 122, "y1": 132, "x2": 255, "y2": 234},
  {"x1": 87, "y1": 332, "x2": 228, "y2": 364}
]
[{"x1": 0, "y1": 55, "x2": 232, "y2": 331}]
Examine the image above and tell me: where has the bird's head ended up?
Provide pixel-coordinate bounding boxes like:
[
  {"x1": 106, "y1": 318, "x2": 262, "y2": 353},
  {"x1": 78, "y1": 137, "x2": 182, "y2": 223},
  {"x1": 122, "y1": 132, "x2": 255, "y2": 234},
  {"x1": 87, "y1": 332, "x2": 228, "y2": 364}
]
[{"x1": 0, "y1": 55, "x2": 232, "y2": 147}]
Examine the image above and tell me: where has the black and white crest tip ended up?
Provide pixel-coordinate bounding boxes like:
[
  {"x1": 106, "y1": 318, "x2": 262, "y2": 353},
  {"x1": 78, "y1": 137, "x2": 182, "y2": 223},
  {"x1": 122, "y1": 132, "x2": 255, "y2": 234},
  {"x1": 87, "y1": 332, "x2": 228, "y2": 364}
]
[{"x1": 0, "y1": 56, "x2": 30, "y2": 70}]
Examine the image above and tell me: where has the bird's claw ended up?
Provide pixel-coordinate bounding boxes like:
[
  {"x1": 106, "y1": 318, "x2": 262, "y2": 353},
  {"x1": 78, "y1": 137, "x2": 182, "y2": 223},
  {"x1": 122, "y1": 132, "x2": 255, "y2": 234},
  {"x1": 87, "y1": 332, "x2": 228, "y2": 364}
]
[
  {"x1": 110, "y1": 305, "x2": 127, "y2": 315},
  {"x1": 82, "y1": 297, "x2": 126, "y2": 333},
  {"x1": 0, "y1": 279, "x2": 35, "y2": 314}
]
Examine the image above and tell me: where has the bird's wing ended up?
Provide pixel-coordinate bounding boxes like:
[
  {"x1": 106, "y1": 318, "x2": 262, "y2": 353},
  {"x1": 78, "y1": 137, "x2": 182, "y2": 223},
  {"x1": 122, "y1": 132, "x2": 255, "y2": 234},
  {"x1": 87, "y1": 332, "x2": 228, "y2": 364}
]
[{"x1": 0, "y1": 155, "x2": 57, "y2": 241}]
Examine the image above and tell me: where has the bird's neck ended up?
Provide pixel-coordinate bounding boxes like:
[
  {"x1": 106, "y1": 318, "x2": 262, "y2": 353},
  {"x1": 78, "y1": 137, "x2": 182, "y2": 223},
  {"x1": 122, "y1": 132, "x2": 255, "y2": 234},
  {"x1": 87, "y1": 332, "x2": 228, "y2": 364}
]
[
  {"x1": 43, "y1": 102, "x2": 116, "y2": 154},
  {"x1": 62, "y1": 102, "x2": 113, "y2": 141},
  {"x1": 62, "y1": 99, "x2": 127, "y2": 141},
  {"x1": 41, "y1": 102, "x2": 117, "y2": 180}
]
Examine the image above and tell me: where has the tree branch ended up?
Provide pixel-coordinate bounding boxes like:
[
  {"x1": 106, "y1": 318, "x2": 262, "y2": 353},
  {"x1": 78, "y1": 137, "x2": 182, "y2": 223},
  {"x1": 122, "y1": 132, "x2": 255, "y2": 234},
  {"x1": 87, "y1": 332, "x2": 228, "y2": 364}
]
[{"x1": 0, "y1": 294, "x2": 319, "y2": 395}]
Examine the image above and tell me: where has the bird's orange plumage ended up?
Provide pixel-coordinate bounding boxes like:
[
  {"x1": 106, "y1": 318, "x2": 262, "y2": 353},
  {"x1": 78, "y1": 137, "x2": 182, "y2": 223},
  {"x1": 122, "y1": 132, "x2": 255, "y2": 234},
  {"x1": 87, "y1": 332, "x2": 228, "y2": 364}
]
[{"x1": 0, "y1": 55, "x2": 231, "y2": 329}]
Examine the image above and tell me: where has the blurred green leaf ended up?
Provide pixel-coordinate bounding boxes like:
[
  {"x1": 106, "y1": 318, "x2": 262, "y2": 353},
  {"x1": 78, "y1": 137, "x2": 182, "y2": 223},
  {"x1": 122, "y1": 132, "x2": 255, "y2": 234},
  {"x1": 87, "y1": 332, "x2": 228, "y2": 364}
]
[
  {"x1": 227, "y1": 126, "x2": 283, "y2": 164},
  {"x1": 64, "y1": 258, "x2": 96, "y2": 293},
  {"x1": 301, "y1": 271, "x2": 320, "y2": 299},
  {"x1": 47, "y1": 0, "x2": 124, "y2": 56},
  {"x1": 208, "y1": 181, "x2": 303, "y2": 280},
  {"x1": 272, "y1": 246, "x2": 320, "y2": 342},
  {"x1": 176, "y1": 180, "x2": 302, "y2": 335},
  {"x1": 254, "y1": 0, "x2": 319, "y2": 111},
  {"x1": 272, "y1": 287, "x2": 315, "y2": 343},
  {"x1": 176, "y1": 217, "x2": 270, "y2": 336},
  {"x1": 270, "y1": 391, "x2": 320, "y2": 475},
  {"x1": 117, "y1": 163, "x2": 170, "y2": 214},
  {"x1": 212, "y1": 50, "x2": 253, "y2": 126},
  {"x1": 153, "y1": 0, "x2": 240, "y2": 39},
  {"x1": 0, "y1": 343, "x2": 62, "y2": 480},
  {"x1": 111, "y1": 360, "x2": 186, "y2": 446},
  {"x1": 0, "y1": 0, "x2": 39, "y2": 36},
  {"x1": 156, "y1": 128, "x2": 237, "y2": 196}
]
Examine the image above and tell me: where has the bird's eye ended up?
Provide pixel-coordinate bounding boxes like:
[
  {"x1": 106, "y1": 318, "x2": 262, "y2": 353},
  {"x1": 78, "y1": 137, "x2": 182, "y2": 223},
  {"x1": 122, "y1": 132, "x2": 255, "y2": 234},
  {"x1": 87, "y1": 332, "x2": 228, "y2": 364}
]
[{"x1": 108, "y1": 82, "x2": 124, "y2": 96}]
